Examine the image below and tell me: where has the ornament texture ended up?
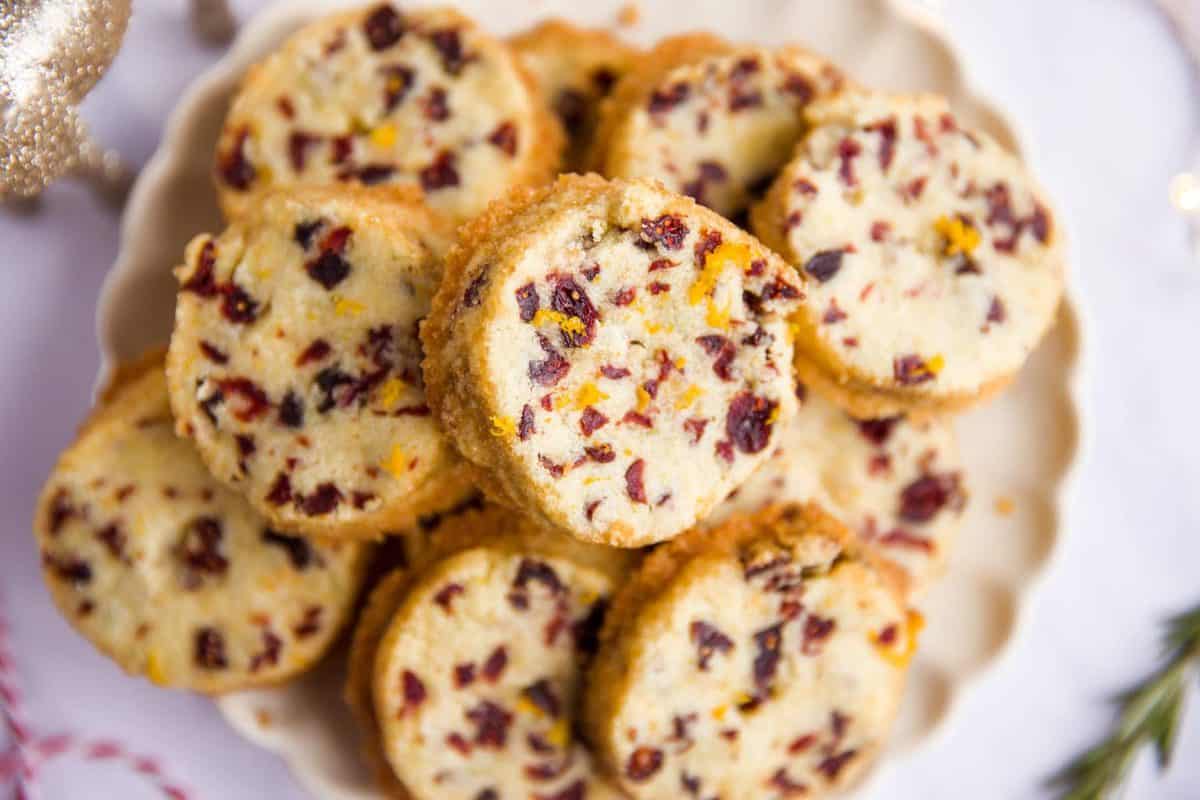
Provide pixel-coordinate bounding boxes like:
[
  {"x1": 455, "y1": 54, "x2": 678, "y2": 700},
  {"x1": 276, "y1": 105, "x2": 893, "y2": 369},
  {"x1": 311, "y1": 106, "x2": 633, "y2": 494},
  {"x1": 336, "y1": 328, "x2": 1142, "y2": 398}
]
[{"x1": 0, "y1": 0, "x2": 133, "y2": 199}]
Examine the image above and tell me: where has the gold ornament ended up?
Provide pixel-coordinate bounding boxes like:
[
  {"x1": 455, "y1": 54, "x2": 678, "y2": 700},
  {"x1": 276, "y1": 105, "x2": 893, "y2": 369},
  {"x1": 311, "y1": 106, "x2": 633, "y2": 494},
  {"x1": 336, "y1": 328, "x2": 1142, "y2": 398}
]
[{"x1": 0, "y1": 0, "x2": 134, "y2": 204}]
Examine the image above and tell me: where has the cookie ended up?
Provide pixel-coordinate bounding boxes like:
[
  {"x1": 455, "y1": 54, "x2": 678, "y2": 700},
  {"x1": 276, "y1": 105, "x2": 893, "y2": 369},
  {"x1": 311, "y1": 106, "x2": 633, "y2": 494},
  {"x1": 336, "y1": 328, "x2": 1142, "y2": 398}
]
[
  {"x1": 215, "y1": 3, "x2": 564, "y2": 220},
  {"x1": 585, "y1": 503, "x2": 913, "y2": 799},
  {"x1": 510, "y1": 19, "x2": 641, "y2": 170},
  {"x1": 421, "y1": 174, "x2": 806, "y2": 548},
  {"x1": 370, "y1": 507, "x2": 635, "y2": 800},
  {"x1": 34, "y1": 353, "x2": 368, "y2": 694},
  {"x1": 588, "y1": 35, "x2": 847, "y2": 220},
  {"x1": 752, "y1": 91, "x2": 1065, "y2": 418},
  {"x1": 167, "y1": 185, "x2": 473, "y2": 540},
  {"x1": 709, "y1": 384, "x2": 965, "y2": 595},
  {"x1": 344, "y1": 493, "x2": 486, "y2": 799}
]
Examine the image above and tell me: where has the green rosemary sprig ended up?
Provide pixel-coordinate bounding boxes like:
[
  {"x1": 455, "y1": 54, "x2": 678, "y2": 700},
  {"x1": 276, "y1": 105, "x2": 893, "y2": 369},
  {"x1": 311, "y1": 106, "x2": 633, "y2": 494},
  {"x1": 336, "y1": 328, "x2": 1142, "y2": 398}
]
[{"x1": 1048, "y1": 603, "x2": 1200, "y2": 800}]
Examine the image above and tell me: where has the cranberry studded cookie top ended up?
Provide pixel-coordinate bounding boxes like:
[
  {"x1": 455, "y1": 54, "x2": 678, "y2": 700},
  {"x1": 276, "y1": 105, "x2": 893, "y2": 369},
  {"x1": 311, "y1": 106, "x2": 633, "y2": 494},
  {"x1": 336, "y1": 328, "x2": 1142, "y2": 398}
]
[
  {"x1": 167, "y1": 186, "x2": 473, "y2": 540},
  {"x1": 585, "y1": 503, "x2": 912, "y2": 800},
  {"x1": 422, "y1": 175, "x2": 807, "y2": 548},
  {"x1": 372, "y1": 509, "x2": 633, "y2": 800},
  {"x1": 709, "y1": 385, "x2": 966, "y2": 596},
  {"x1": 510, "y1": 19, "x2": 641, "y2": 171},
  {"x1": 34, "y1": 356, "x2": 368, "y2": 694},
  {"x1": 753, "y1": 91, "x2": 1065, "y2": 417},
  {"x1": 589, "y1": 35, "x2": 847, "y2": 221},
  {"x1": 215, "y1": 3, "x2": 563, "y2": 220}
]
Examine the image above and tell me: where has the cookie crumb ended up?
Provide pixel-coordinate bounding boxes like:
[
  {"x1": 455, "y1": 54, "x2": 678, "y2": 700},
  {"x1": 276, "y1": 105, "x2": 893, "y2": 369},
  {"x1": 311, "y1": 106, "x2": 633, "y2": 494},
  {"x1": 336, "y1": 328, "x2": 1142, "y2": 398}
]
[
  {"x1": 993, "y1": 495, "x2": 1015, "y2": 516},
  {"x1": 256, "y1": 708, "x2": 273, "y2": 728},
  {"x1": 616, "y1": 2, "x2": 640, "y2": 27}
]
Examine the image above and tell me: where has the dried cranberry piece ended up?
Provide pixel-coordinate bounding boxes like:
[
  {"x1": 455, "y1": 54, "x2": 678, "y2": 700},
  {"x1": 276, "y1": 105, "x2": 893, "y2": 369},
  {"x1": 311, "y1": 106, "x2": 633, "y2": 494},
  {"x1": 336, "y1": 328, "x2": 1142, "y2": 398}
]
[
  {"x1": 44, "y1": 553, "x2": 92, "y2": 584},
  {"x1": 419, "y1": 150, "x2": 459, "y2": 191},
  {"x1": 535, "y1": 780, "x2": 585, "y2": 800},
  {"x1": 696, "y1": 334, "x2": 736, "y2": 381},
  {"x1": 782, "y1": 72, "x2": 814, "y2": 102},
  {"x1": 804, "y1": 250, "x2": 844, "y2": 283},
  {"x1": 856, "y1": 416, "x2": 900, "y2": 446},
  {"x1": 866, "y1": 118, "x2": 898, "y2": 171},
  {"x1": 314, "y1": 366, "x2": 355, "y2": 412},
  {"x1": 612, "y1": 286, "x2": 637, "y2": 306},
  {"x1": 582, "y1": 262, "x2": 601, "y2": 281},
  {"x1": 199, "y1": 341, "x2": 228, "y2": 364},
  {"x1": 278, "y1": 391, "x2": 304, "y2": 428},
  {"x1": 297, "y1": 338, "x2": 331, "y2": 366},
  {"x1": 550, "y1": 277, "x2": 598, "y2": 348},
  {"x1": 987, "y1": 296, "x2": 1007, "y2": 324},
  {"x1": 899, "y1": 472, "x2": 963, "y2": 523},
  {"x1": 446, "y1": 732, "x2": 472, "y2": 755},
  {"x1": 429, "y1": 28, "x2": 469, "y2": 74},
  {"x1": 584, "y1": 499, "x2": 602, "y2": 521},
  {"x1": 462, "y1": 267, "x2": 489, "y2": 308},
  {"x1": 729, "y1": 86, "x2": 763, "y2": 111},
  {"x1": 249, "y1": 629, "x2": 283, "y2": 673},
  {"x1": 217, "y1": 377, "x2": 270, "y2": 422},
  {"x1": 769, "y1": 768, "x2": 809, "y2": 796},
  {"x1": 600, "y1": 364, "x2": 630, "y2": 379},
  {"x1": 466, "y1": 700, "x2": 513, "y2": 748},
  {"x1": 402, "y1": 670, "x2": 427, "y2": 709},
  {"x1": 690, "y1": 620, "x2": 734, "y2": 669},
  {"x1": 306, "y1": 249, "x2": 352, "y2": 289},
  {"x1": 363, "y1": 4, "x2": 405, "y2": 50},
  {"x1": 625, "y1": 459, "x2": 647, "y2": 504},
  {"x1": 753, "y1": 622, "x2": 784, "y2": 689},
  {"x1": 579, "y1": 406, "x2": 608, "y2": 436},
  {"x1": 178, "y1": 516, "x2": 228, "y2": 581},
  {"x1": 288, "y1": 131, "x2": 320, "y2": 172},
  {"x1": 528, "y1": 334, "x2": 570, "y2": 387},
  {"x1": 381, "y1": 64, "x2": 415, "y2": 111},
  {"x1": 539, "y1": 454, "x2": 565, "y2": 478},
  {"x1": 434, "y1": 582, "x2": 465, "y2": 611},
  {"x1": 487, "y1": 121, "x2": 518, "y2": 156},
  {"x1": 45, "y1": 488, "x2": 76, "y2": 535},
  {"x1": 423, "y1": 87, "x2": 450, "y2": 121},
  {"x1": 640, "y1": 214, "x2": 688, "y2": 251},
  {"x1": 265, "y1": 473, "x2": 293, "y2": 506},
  {"x1": 801, "y1": 614, "x2": 836, "y2": 655},
  {"x1": 521, "y1": 679, "x2": 561, "y2": 718},
  {"x1": 625, "y1": 747, "x2": 664, "y2": 782},
  {"x1": 299, "y1": 483, "x2": 342, "y2": 516},
  {"x1": 817, "y1": 750, "x2": 859, "y2": 780},
  {"x1": 694, "y1": 229, "x2": 723, "y2": 264},
  {"x1": 514, "y1": 559, "x2": 563, "y2": 594},
  {"x1": 837, "y1": 136, "x2": 863, "y2": 186},
  {"x1": 454, "y1": 663, "x2": 476, "y2": 688},
  {"x1": 648, "y1": 82, "x2": 689, "y2": 113},
  {"x1": 194, "y1": 627, "x2": 228, "y2": 669},
  {"x1": 294, "y1": 606, "x2": 322, "y2": 638},
  {"x1": 221, "y1": 285, "x2": 259, "y2": 324},
  {"x1": 217, "y1": 127, "x2": 255, "y2": 190},
  {"x1": 515, "y1": 283, "x2": 540, "y2": 322},
  {"x1": 261, "y1": 529, "x2": 315, "y2": 569},
  {"x1": 683, "y1": 417, "x2": 708, "y2": 444},
  {"x1": 518, "y1": 404, "x2": 536, "y2": 440},
  {"x1": 893, "y1": 354, "x2": 935, "y2": 386},
  {"x1": 353, "y1": 164, "x2": 396, "y2": 185},
  {"x1": 475, "y1": 790, "x2": 499, "y2": 800},
  {"x1": 726, "y1": 393, "x2": 777, "y2": 454},
  {"x1": 330, "y1": 135, "x2": 354, "y2": 165},
  {"x1": 585, "y1": 443, "x2": 615, "y2": 463}
]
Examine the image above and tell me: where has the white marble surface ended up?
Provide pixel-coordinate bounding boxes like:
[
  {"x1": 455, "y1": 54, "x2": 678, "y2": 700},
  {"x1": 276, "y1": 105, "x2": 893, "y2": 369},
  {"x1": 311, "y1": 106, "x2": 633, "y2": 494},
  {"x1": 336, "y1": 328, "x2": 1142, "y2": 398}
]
[{"x1": 1, "y1": 1, "x2": 1197, "y2": 798}]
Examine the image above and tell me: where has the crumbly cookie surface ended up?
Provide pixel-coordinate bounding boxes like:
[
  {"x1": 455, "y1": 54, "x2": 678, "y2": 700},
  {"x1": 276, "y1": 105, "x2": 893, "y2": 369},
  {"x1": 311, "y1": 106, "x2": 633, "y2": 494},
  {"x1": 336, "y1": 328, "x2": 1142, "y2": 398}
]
[
  {"x1": 753, "y1": 92, "x2": 1064, "y2": 416},
  {"x1": 372, "y1": 511, "x2": 631, "y2": 800},
  {"x1": 215, "y1": 3, "x2": 563, "y2": 219},
  {"x1": 586, "y1": 503, "x2": 911, "y2": 799},
  {"x1": 167, "y1": 186, "x2": 472, "y2": 539},
  {"x1": 34, "y1": 356, "x2": 367, "y2": 694},
  {"x1": 710, "y1": 385, "x2": 965, "y2": 595},
  {"x1": 510, "y1": 19, "x2": 640, "y2": 170},
  {"x1": 422, "y1": 175, "x2": 806, "y2": 547},
  {"x1": 590, "y1": 36, "x2": 846, "y2": 220}
]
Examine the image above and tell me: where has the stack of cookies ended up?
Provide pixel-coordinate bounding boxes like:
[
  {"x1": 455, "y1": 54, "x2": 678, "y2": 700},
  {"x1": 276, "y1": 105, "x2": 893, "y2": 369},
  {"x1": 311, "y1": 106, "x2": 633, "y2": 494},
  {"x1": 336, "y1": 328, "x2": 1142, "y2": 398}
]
[{"x1": 35, "y1": 4, "x2": 1065, "y2": 798}]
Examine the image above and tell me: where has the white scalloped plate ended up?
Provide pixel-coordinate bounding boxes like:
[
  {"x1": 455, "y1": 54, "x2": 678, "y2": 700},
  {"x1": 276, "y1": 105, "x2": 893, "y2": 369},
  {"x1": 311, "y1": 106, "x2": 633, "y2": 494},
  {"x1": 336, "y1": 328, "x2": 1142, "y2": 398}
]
[{"x1": 96, "y1": 0, "x2": 1085, "y2": 796}]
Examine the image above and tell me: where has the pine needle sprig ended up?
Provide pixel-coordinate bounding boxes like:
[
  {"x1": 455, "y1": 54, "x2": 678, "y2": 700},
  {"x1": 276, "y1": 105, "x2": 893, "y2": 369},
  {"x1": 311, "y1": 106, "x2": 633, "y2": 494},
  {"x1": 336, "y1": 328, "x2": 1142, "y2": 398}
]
[{"x1": 1047, "y1": 603, "x2": 1200, "y2": 800}]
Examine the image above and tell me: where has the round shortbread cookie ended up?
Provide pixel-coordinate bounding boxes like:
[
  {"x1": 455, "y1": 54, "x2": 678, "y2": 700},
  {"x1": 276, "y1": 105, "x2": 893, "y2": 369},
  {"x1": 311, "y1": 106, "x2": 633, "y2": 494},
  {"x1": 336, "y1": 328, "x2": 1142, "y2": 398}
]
[
  {"x1": 371, "y1": 508, "x2": 635, "y2": 800},
  {"x1": 215, "y1": 3, "x2": 564, "y2": 220},
  {"x1": 752, "y1": 91, "x2": 1065, "y2": 418},
  {"x1": 510, "y1": 19, "x2": 641, "y2": 170},
  {"x1": 421, "y1": 174, "x2": 807, "y2": 548},
  {"x1": 708, "y1": 384, "x2": 966, "y2": 595},
  {"x1": 167, "y1": 186, "x2": 473, "y2": 540},
  {"x1": 585, "y1": 503, "x2": 913, "y2": 799},
  {"x1": 588, "y1": 35, "x2": 847, "y2": 220},
  {"x1": 34, "y1": 353, "x2": 368, "y2": 694}
]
